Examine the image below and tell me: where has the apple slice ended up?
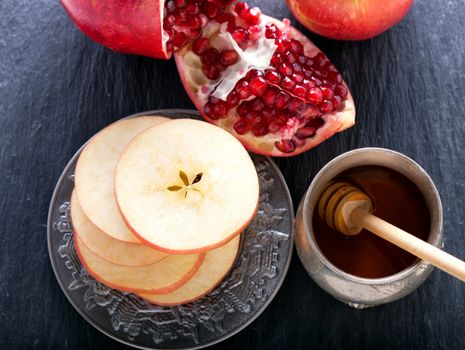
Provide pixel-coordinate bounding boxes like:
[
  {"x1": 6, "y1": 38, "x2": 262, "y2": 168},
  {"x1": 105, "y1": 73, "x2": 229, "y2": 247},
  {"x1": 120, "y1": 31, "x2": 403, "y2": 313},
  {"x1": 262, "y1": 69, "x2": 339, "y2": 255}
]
[
  {"x1": 74, "y1": 234, "x2": 204, "y2": 293},
  {"x1": 75, "y1": 116, "x2": 169, "y2": 243},
  {"x1": 115, "y1": 119, "x2": 259, "y2": 254},
  {"x1": 71, "y1": 191, "x2": 168, "y2": 267},
  {"x1": 139, "y1": 234, "x2": 240, "y2": 306}
]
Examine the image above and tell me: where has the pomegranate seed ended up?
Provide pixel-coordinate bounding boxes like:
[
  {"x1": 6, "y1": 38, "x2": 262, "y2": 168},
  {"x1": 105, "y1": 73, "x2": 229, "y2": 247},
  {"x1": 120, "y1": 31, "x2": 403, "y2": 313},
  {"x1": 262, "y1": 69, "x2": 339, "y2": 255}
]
[
  {"x1": 199, "y1": 14, "x2": 208, "y2": 27},
  {"x1": 290, "y1": 39, "x2": 304, "y2": 54},
  {"x1": 305, "y1": 58, "x2": 314, "y2": 66},
  {"x1": 275, "y1": 111, "x2": 289, "y2": 124},
  {"x1": 248, "y1": 25, "x2": 262, "y2": 41},
  {"x1": 295, "y1": 127, "x2": 317, "y2": 139},
  {"x1": 235, "y1": 79, "x2": 251, "y2": 99},
  {"x1": 185, "y1": 15, "x2": 203, "y2": 29},
  {"x1": 245, "y1": 112, "x2": 261, "y2": 126},
  {"x1": 306, "y1": 117, "x2": 325, "y2": 128},
  {"x1": 307, "y1": 87, "x2": 323, "y2": 105},
  {"x1": 285, "y1": 52, "x2": 296, "y2": 64},
  {"x1": 245, "y1": 69, "x2": 260, "y2": 80},
  {"x1": 265, "y1": 70, "x2": 281, "y2": 84},
  {"x1": 172, "y1": 32, "x2": 188, "y2": 48},
  {"x1": 274, "y1": 92, "x2": 290, "y2": 110},
  {"x1": 293, "y1": 84, "x2": 306, "y2": 98},
  {"x1": 212, "y1": 100, "x2": 229, "y2": 117},
  {"x1": 175, "y1": 11, "x2": 187, "y2": 23},
  {"x1": 270, "y1": 55, "x2": 281, "y2": 67},
  {"x1": 185, "y1": 3, "x2": 200, "y2": 14},
  {"x1": 235, "y1": 2, "x2": 250, "y2": 18},
  {"x1": 275, "y1": 39, "x2": 285, "y2": 52},
  {"x1": 164, "y1": 15, "x2": 176, "y2": 28},
  {"x1": 275, "y1": 139, "x2": 296, "y2": 153},
  {"x1": 226, "y1": 92, "x2": 239, "y2": 106},
  {"x1": 204, "y1": 103, "x2": 217, "y2": 119},
  {"x1": 166, "y1": 1, "x2": 175, "y2": 13},
  {"x1": 192, "y1": 38, "x2": 209, "y2": 55},
  {"x1": 268, "y1": 122, "x2": 281, "y2": 133},
  {"x1": 320, "y1": 100, "x2": 333, "y2": 113},
  {"x1": 265, "y1": 24, "x2": 281, "y2": 39},
  {"x1": 252, "y1": 123, "x2": 268, "y2": 136},
  {"x1": 323, "y1": 80, "x2": 335, "y2": 90},
  {"x1": 281, "y1": 76, "x2": 295, "y2": 90},
  {"x1": 215, "y1": 13, "x2": 234, "y2": 24},
  {"x1": 234, "y1": 120, "x2": 250, "y2": 135},
  {"x1": 332, "y1": 96, "x2": 342, "y2": 110},
  {"x1": 250, "y1": 98, "x2": 265, "y2": 111},
  {"x1": 249, "y1": 76, "x2": 267, "y2": 96},
  {"x1": 292, "y1": 63, "x2": 303, "y2": 73},
  {"x1": 200, "y1": 48, "x2": 219, "y2": 64},
  {"x1": 303, "y1": 79, "x2": 315, "y2": 90},
  {"x1": 231, "y1": 27, "x2": 249, "y2": 43},
  {"x1": 292, "y1": 72, "x2": 304, "y2": 83},
  {"x1": 203, "y1": 2, "x2": 219, "y2": 18},
  {"x1": 220, "y1": 50, "x2": 239, "y2": 66},
  {"x1": 289, "y1": 98, "x2": 304, "y2": 113},
  {"x1": 202, "y1": 64, "x2": 220, "y2": 80},
  {"x1": 311, "y1": 77, "x2": 323, "y2": 86},
  {"x1": 185, "y1": 28, "x2": 202, "y2": 39},
  {"x1": 292, "y1": 137, "x2": 305, "y2": 147},
  {"x1": 314, "y1": 53, "x2": 327, "y2": 67},
  {"x1": 245, "y1": 7, "x2": 261, "y2": 26},
  {"x1": 321, "y1": 86, "x2": 334, "y2": 100},
  {"x1": 263, "y1": 87, "x2": 278, "y2": 105},
  {"x1": 335, "y1": 84, "x2": 348, "y2": 98},
  {"x1": 174, "y1": 0, "x2": 187, "y2": 8},
  {"x1": 262, "y1": 108, "x2": 274, "y2": 120},
  {"x1": 304, "y1": 69, "x2": 313, "y2": 79},
  {"x1": 298, "y1": 56, "x2": 306, "y2": 65},
  {"x1": 283, "y1": 40, "x2": 292, "y2": 51},
  {"x1": 329, "y1": 71, "x2": 343, "y2": 84},
  {"x1": 237, "y1": 102, "x2": 248, "y2": 117},
  {"x1": 279, "y1": 63, "x2": 292, "y2": 76}
]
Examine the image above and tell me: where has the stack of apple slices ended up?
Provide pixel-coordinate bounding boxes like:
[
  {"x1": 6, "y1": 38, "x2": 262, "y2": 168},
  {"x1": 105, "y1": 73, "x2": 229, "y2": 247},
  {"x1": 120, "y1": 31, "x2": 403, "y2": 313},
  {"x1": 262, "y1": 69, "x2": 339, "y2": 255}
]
[{"x1": 71, "y1": 116, "x2": 259, "y2": 305}]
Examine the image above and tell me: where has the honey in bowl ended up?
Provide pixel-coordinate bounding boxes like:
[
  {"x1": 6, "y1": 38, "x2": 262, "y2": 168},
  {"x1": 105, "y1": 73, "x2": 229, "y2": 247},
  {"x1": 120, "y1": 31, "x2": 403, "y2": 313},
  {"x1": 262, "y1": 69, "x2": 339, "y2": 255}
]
[{"x1": 313, "y1": 165, "x2": 431, "y2": 278}]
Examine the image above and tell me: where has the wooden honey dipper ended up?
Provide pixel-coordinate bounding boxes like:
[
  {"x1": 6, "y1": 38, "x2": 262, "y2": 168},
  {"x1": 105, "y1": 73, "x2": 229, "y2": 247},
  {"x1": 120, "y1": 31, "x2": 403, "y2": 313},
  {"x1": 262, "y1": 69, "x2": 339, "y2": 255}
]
[{"x1": 318, "y1": 182, "x2": 465, "y2": 282}]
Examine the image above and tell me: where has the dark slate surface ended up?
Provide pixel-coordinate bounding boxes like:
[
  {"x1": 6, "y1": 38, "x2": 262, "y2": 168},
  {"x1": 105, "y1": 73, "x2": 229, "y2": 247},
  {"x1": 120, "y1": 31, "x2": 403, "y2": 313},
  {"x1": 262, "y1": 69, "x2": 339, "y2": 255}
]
[{"x1": 1, "y1": 0, "x2": 465, "y2": 349}]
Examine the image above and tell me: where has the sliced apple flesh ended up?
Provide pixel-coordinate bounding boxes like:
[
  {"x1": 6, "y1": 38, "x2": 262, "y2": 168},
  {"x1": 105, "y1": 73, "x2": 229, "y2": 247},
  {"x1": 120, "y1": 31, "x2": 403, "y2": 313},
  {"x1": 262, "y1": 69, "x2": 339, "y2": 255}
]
[
  {"x1": 71, "y1": 191, "x2": 168, "y2": 267},
  {"x1": 74, "y1": 234, "x2": 204, "y2": 293},
  {"x1": 75, "y1": 116, "x2": 169, "y2": 243},
  {"x1": 115, "y1": 119, "x2": 259, "y2": 254},
  {"x1": 139, "y1": 234, "x2": 240, "y2": 306}
]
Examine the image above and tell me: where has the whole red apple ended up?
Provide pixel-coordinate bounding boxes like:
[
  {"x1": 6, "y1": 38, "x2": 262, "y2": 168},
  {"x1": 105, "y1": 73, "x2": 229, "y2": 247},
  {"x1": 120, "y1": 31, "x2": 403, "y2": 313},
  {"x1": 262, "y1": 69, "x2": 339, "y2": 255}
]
[
  {"x1": 286, "y1": 0, "x2": 414, "y2": 40},
  {"x1": 61, "y1": 0, "x2": 169, "y2": 59}
]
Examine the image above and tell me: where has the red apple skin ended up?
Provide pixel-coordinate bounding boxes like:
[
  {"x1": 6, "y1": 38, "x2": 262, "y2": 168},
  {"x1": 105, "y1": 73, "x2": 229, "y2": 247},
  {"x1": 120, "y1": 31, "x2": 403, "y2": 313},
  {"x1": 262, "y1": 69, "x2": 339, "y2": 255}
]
[
  {"x1": 60, "y1": 0, "x2": 169, "y2": 59},
  {"x1": 286, "y1": 0, "x2": 414, "y2": 41}
]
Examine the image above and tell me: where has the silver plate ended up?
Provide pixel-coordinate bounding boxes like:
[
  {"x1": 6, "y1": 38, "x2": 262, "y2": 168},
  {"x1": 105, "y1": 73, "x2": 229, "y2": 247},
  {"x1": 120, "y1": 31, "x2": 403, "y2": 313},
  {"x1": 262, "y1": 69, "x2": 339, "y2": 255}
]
[{"x1": 47, "y1": 109, "x2": 294, "y2": 349}]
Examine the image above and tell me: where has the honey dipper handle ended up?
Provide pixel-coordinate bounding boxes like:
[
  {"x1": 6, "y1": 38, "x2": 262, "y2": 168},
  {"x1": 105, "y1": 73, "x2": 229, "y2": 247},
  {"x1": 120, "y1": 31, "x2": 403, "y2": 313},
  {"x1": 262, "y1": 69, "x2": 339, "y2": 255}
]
[{"x1": 351, "y1": 207, "x2": 465, "y2": 283}]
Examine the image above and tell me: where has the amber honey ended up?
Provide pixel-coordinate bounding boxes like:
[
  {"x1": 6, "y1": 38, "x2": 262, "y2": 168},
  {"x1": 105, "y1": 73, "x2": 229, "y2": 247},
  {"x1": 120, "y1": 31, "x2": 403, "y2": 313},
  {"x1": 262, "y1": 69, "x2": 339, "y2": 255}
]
[{"x1": 313, "y1": 165, "x2": 431, "y2": 278}]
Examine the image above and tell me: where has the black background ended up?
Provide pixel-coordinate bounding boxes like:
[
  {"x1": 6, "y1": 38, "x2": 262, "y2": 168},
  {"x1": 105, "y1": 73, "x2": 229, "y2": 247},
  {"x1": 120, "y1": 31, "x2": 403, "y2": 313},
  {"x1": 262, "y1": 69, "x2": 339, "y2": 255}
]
[{"x1": 1, "y1": 0, "x2": 465, "y2": 349}]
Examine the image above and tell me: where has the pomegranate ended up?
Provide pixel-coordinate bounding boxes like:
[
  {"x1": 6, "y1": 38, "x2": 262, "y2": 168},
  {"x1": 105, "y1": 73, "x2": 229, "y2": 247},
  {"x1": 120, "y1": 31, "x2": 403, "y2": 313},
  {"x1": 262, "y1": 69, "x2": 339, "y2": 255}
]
[
  {"x1": 61, "y1": 0, "x2": 355, "y2": 156},
  {"x1": 286, "y1": 0, "x2": 413, "y2": 41},
  {"x1": 172, "y1": 3, "x2": 355, "y2": 156}
]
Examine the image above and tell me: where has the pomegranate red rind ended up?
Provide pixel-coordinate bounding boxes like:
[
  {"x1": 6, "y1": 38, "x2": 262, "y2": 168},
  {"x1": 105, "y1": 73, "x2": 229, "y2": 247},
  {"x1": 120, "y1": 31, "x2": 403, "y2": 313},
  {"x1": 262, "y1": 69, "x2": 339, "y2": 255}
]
[
  {"x1": 60, "y1": 0, "x2": 170, "y2": 59},
  {"x1": 175, "y1": 15, "x2": 355, "y2": 157}
]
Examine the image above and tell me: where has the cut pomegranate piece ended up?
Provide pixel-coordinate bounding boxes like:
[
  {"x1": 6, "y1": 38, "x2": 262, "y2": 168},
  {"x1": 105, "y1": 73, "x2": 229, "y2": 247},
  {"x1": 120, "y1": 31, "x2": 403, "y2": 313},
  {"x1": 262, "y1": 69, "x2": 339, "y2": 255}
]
[
  {"x1": 175, "y1": 13, "x2": 355, "y2": 156},
  {"x1": 60, "y1": 0, "x2": 170, "y2": 59}
]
